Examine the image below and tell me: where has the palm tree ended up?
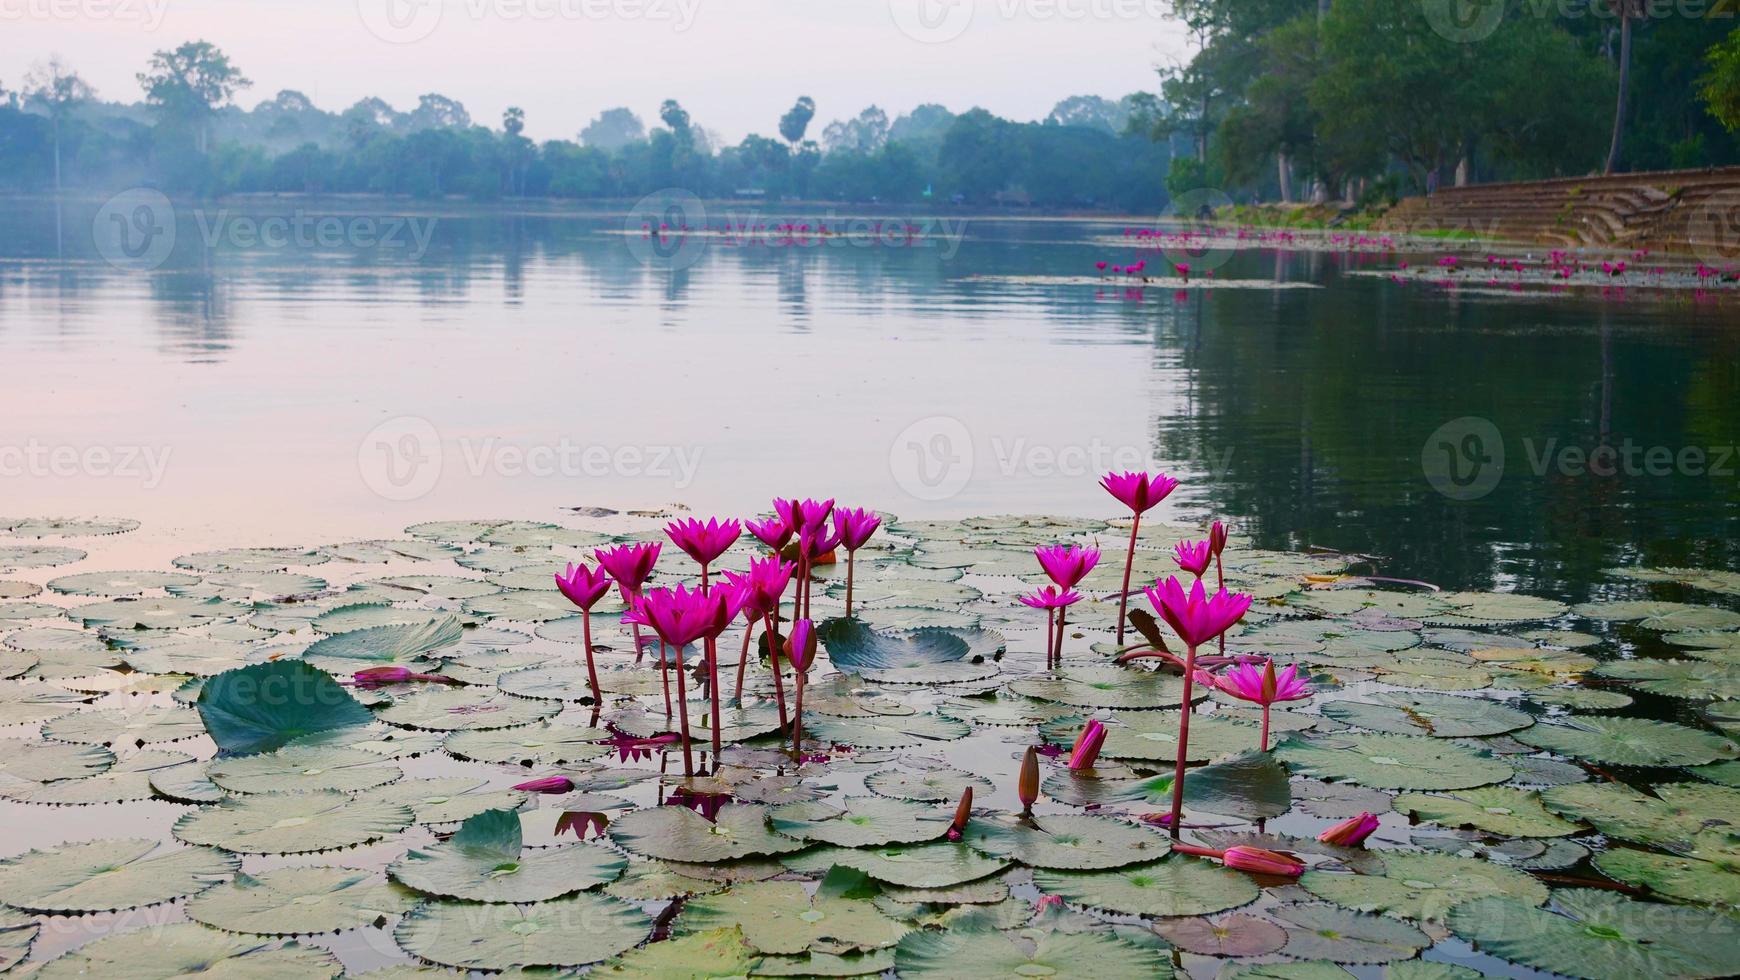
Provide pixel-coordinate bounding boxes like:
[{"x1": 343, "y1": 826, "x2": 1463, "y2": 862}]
[{"x1": 1604, "y1": 0, "x2": 1638, "y2": 175}]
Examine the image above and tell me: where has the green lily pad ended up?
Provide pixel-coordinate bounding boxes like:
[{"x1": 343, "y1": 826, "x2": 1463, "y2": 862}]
[
  {"x1": 959, "y1": 813, "x2": 1170, "y2": 869},
  {"x1": 358, "y1": 777, "x2": 527, "y2": 825},
  {"x1": 1573, "y1": 600, "x2": 1740, "y2": 632},
  {"x1": 394, "y1": 893, "x2": 650, "y2": 970},
  {"x1": 679, "y1": 866, "x2": 908, "y2": 955},
  {"x1": 611, "y1": 803, "x2": 806, "y2": 862},
  {"x1": 1151, "y1": 912, "x2": 1286, "y2": 956},
  {"x1": 375, "y1": 686, "x2": 562, "y2": 731},
  {"x1": 390, "y1": 808, "x2": 624, "y2": 903},
  {"x1": 1396, "y1": 786, "x2": 1583, "y2": 837},
  {"x1": 1320, "y1": 691, "x2": 1532, "y2": 737},
  {"x1": 149, "y1": 761, "x2": 227, "y2": 803},
  {"x1": 1, "y1": 748, "x2": 192, "y2": 805},
  {"x1": 0, "y1": 739, "x2": 114, "y2": 782},
  {"x1": 73, "y1": 596, "x2": 238, "y2": 630},
  {"x1": 442, "y1": 721, "x2": 612, "y2": 765},
  {"x1": 1040, "y1": 711, "x2": 1258, "y2": 762},
  {"x1": 1448, "y1": 889, "x2": 1735, "y2": 979},
  {"x1": 1008, "y1": 665, "x2": 1191, "y2": 710},
  {"x1": 1272, "y1": 902, "x2": 1430, "y2": 963},
  {"x1": 196, "y1": 661, "x2": 375, "y2": 754},
  {"x1": 463, "y1": 589, "x2": 582, "y2": 622},
  {"x1": 302, "y1": 616, "x2": 463, "y2": 668},
  {"x1": 47, "y1": 570, "x2": 201, "y2": 596},
  {"x1": 205, "y1": 745, "x2": 401, "y2": 794},
  {"x1": 0, "y1": 684, "x2": 90, "y2": 726},
  {"x1": 864, "y1": 767, "x2": 994, "y2": 802},
  {"x1": 1529, "y1": 687, "x2": 1634, "y2": 711},
  {"x1": 32, "y1": 923, "x2": 340, "y2": 980},
  {"x1": 1300, "y1": 852, "x2": 1548, "y2": 923},
  {"x1": 187, "y1": 866, "x2": 416, "y2": 935},
  {"x1": 602, "y1": 860, "x2": 725, "y2": 901},
  {"x1": 312, "y1": 603, "x2": 450, "y2": 635},
  {"x1": 894, "y1": 923, "x2": 1169, "y2": 978},
  {"x1": 1541, "y1": 782, "x2": 1740, "y2": 861},
  {"x1": 0, "y1": 838, "x2": 238, "y2": 912},
  {"x1": 1032, "y1": 855, "x2": 1260, "y2": 917},
  {"x1": 1276, "y1": 733, "x2": 1512, "y2": 790},
  {"x1": 42, "y1": 705, "x2": 205, "y2": 745},
  {"x1": 174, "y1": 790, "x2": 414, "y2": 854},
  {"x1": 598, "y1": 926, "x2": 758, "y2": 978},
  {"x1": 783, "y1": 842, "x2": 1007, "y2": 888},
  {"x1": 803, "y1": 713, "x2": 970, "y2": 749},
  {"x1": 1593, "y1": 848, "x2": 1740, "y2": 907},
  {"x1": 1594, "y1": 658, "x2": 1740, "y2": 700},
  {"x1": 1514, "y1": 715, "x2": 1738, "y2": 767},
  {"x1": 769, "y1": 797, "x2": 951, "y2": 847}
]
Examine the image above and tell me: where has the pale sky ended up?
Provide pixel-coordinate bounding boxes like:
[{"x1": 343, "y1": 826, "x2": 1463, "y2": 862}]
[{"x1": 2, "y1": 0, "x2": 1191, "y2": 142}]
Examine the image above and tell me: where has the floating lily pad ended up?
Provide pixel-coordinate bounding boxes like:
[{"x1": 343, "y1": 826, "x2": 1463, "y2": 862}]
[
  {"x1": 0, "y1": 838, "x2": 238, "y2": 912},
  {"x1": 43, "y1": 705, "x2": 205, "y2": 745},
  {"x1": 0, "y1": 545, "x2": 84, "y2": 570},
  {"x1": 463, "y1": 589, "x2": 581, "y2": 622},
  {"x1": 1541, "y1": 782, "x2": 1740, "y2": 861},
  {"x1": 1152, "y1": 912, "x2": 1286, "y2": 956},
  {"x1": 600, "y1": 927, "x2": 758, "y2": 978},
  {"x1": 174, "y1": 548, "x2": 328, "y2": 573},
  {"x1": 321, "y1": 539, "x2": 461, "y2": 563},
  {"x1": 1321, "y1": 691, "x2": 1532, "y2": 738},
  {"x1": 391, "y1": 808, "x2": 624, "y2": 902},
  {"x1": 1291, "y1": 777, "x2": 1394, "y2": 819},
  {"x1": 312, "y1": 603, "x2": 450, "y2": 635},
  {"x1": 1272, "y1": 902, "x2": 1430, "y2": 963},
  {"x1": 1529, "y1": 687, "x2": 1634, "y2": 711},
  {"x1": 149, "y1": 761, "x2": 226, "y2": 803},
  {"x1": 1033, "y1": 855, "x2": 1260, "y2": 917},
  {"x1": 442, "y1": 721, "x2": 612, "y2": 765},
  {"x1": 679, "y1": 866, "x2": 908, "y2": 955},
  {"x1": 302, "y1": 616, "x2": 463, "y2": 668},
  {"x1": 1300, "y1": 852, "x2": 1548, "y2": 923},
  {"x1": 895, "y1": 922, "x2": 1167, "y2": 978},
  {"x1": 187, "y1": 866, "x2": 416, "y2": 935},
  {"x1": 1594, "y1": 658, "x2": 1740, "y2": 700},
  {"x1": 612, "y1": 803, "x2": 805, "y2": 862},
  {"x1": 1276, "y1": 733, "x2": 1512, "y2": 790},
  {"x1": 804, "y1": 713, "x2": 970, "y2": 749},
  {"x1": 0, "y1": 685, "x2": 90, "y2": 726},
  {"x1": 73, "y1": 596, "x2": 238, "y2": 630},
  {"x1": 960, "y1": 813, "x2": 1170, "y2": 869},
  {"x1": 1008, "y1": 665, "x2": 1190, "y2": 710},
  {"x1": 783, "y1": 842, "x2": 1007, "y2": 888},
  {"x1": 48, "y1": 570, "x2": 201, "y2": 596},
  {"x1": 32, "y1": 922, "x2": 340, "y2": 980},
  {"x1": 864, "y1": 767, "x2": 993, "y2": 802},
  {"x1": 394, "y1": 893, "x2": 650, "y2": 970},
  {"x1": 1448, "y1": 889, "x2": 1735, "y2": 979},
  {"x1": 1514, "y1": 715, "x2": 1738, "y2": 767},
  {"x1": 1396, "y1": 786, "x2": 1583, "y2": 837},
  {"x1": 0, "y1": 908, "x2": 35, "y2": 972},
  {"x1": 0, "y1": 739, "x2": 113, "y2": 782},
  {"x1": 206, "y1": 745, "x2": 401, "y2": 794},
  {"x1": 375, "y1": 686, "x2": 562, "y2": 731},
  {"x1": 174, "y1": 790, "x2": 414, "y2": 854},
  {"x1": 769, "y1": 797, "x2": 951, "y2": 847},
  {"x1": 1041, "y1": 711, "x2": 1257, "y2": 762},
  {"x1": 360, "y1": 777, "x2": 527, "y2": 825},
  {"x1": 2, "y1": 748, "x2": 191, "y2": 805},
  {"x1": 196, "y1": 661, "x2": 375, "y2": 754}
]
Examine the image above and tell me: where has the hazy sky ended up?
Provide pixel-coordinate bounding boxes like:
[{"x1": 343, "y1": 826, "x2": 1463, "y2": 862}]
[{"x1": 4, "y1": 0, "x2": 1191, "y2": 142}]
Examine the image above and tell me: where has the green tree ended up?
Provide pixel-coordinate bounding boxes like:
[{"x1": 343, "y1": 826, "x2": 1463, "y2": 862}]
[
  {"x1": 579, "y1": 107, "x2": 644, "y2": 149},
  {"x1": 23, "y1": 56, "x2": 93, "y2": 194},
  {"x1": 136, "y1": 40, "x2": 250, "y2": 154},
  {"x1": 1700, "y1": 28, "x2": 1740, "y2": 132},
  {"x1": 778, "y1": 96, "x2": 815, "y2": 146}
]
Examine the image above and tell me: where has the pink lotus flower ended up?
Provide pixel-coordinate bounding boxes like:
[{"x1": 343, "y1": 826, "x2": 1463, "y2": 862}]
[
  {"x1": 1173, "y1": 539, "x2": 1211, "y2": 578},
  {"x1": 666, "y1": 517, "x2": 741, "y2": 569},
  {"x1": 1216, "y1": 660, "x2": 1311, "y2": 707},
  {"x1": 1318, "y1": 811, "x2": 1380, "y2": 848},
  {"x1": 1208, "y1": 521, "x2": 1228, "y2": 557},
  {"x1": 350, "y1": 666, "x2": 456, "y2": 688},
  {"x1": 1221, "y1": 845, "x2": 1304, "y2": 877},
  {"x1": 513, "y1": 775, "x2": 575, "y2": 794},
  {"x1": 603, "y1": 730, "x2": 680, "y2": 763},
  {"x1": 774, "y1": 497, "x2": 834, "y2": 534},
  {"x1": 798, "y1": 522, "x2": 842, "y2": 560},
  {"x1": 1146, "y1": 576, "x2": 1252, "y2": 649},
  {"x1": 785, "y1": 618, "x2": 818, "y2": 673},
  {"x1": 834, "y1": 507, "x2": 881, "y2": 552},
  {"x1": 1095, "y1": 261, "x2": 1108, "y2": 271},
  {"x1": 1034, "y1": 544, "x2": 1100, "y2": 590},
  {"x1": 593, "y1": 542, "x2": 660, "y2": 597},
  {"x1": 721, "y1": 555, "x2": 794, "y2": 621},
  {"x1": 637, "y1": 584, "x2": 717, "y2": 649},
  {"x1": 1101, "y1": 471, "x2": 1180, "y2": 515},
  {"x1": 554, "y1": 561, "x2": 612, "y2": 610},
  {"x1": 745, "y1": 515, "x2": 793, "y2": 551},
  {"x1": 1067, "y1": 719, "x2": 1107, "y2": 770},
  {"x1": 1018, "y1": 586, "x2": 1082, "y2": 610}
]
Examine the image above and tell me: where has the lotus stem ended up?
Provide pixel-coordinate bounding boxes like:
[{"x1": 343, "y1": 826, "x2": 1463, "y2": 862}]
[
  {"x1": 733, "y1": 619, "x2": 754, "y2": 707},
  {"x1": 1259, "y1": 703, "x2": 1270, "y2": 753},
  {"x1": 672, "y1": 642, "x2": 694, "y2": 776},
  {"x1": 762, "y1": 614, "x2": 790, "y2": 731},
  {"x1": 1043, "y1": 608, "x2": 1055, "y2": 671},
  {"x1": 1167, "y1": 642, "x2": 1197, "y2": 838},
  {"x1": 581, "y1": 608, "x2": 601, "y2": 707},
  {"x1": 791, "y1": 670, "x2": 806, "y2": 758},
  {"x1": 1115, "y1": 514, "x2": 1141, "y2": 645},
  {"x1": 845, "y1": 552, "x2": 856, "y2": 618},
  {"x1": 1053, "y1": 604, "x2": 1067, "y2": 667},
  {"x1": 705, "y1": 635, "x2": 723, "y2": 763},
  {"x1": 659, "y1": 641, "x2": 673, "y2": 718}
]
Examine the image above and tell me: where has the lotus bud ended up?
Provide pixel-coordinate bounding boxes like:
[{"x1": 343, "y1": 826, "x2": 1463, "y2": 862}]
[
  {"x1": 1067, "y1": 719, "x2": 1107, "y2": 771},
  {"x1": 512, "y1": 775, "x2": 575, "y2": 794},
  {"x1": 948, "y1": 787, "x2": 973, "y2": 841},
  {"x1": 785, "y1": 618, "x2": 818, "y2": 674},
  {"x1": 1221, "y1": 845, "x2": 1304, "y2": 877},
  {"x1": 1317, "y1": 811, "x2": 1380, "y2": 848},
  {"x1": 1018, "y1": 746, "x2": 1040, "y2": 813}
]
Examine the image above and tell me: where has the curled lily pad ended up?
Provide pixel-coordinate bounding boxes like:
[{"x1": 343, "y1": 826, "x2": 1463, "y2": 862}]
[
  {"x1": 1300, "y1": 852, "x2": 1548, "y2": 924},
  {"x1": 1320, "y1": 691, "x2": 1532, "y2": 737},
  {"x1": 783, "y1": 842, "x2": 1007, "y2": 889},
  {"x1": 187, "y1": 867, "x2": 416, "y2": 935},
  {"x1": 0, "y1": 838, "x2": 238, "y2": 912},
  {"x1": 769, "y1": 797, "x2": 951, "y2": 847},
  {"x1": 394, "y1": 893, "x2": 649, "y2": 970},
  {"x1": 390, "y1": 808, "x2": 624, "y2": 903},
  {"x1": 32, "y1": 923, "x2": 339, "y2": 980},
  {"x1": 959, "y1": 813, "x2": 1170, "y2": 869},
  {"x1": 679, "y1": 866, "x2": 909, "y2": 956},
  {"x1": 1008, "y1": 665, "x2": 1191, "y2": 710},
  {"x1": 1033, "y1": 855, "x2": 1260, "y2": 917},
  {"x1": 196, "y1": 661, "x2": 375, "y2": 754},
  {"x1": 43, "y1": 705, "x2": 205, "y2": 746},
  {"x1": 1514, "y1": 716, "x2": 1738, "y2": 767},
  {"x1": 611, "y1": 803, "x2": 805, "y2": 862},
  {"x1": 1276, "y1": 733, "x2": 1512, "y2": 790},
  {"x1": 206, "y1": 746, "x2": 401, "y2": 794},
  {"x1": 1395, "y1": 786, "x2": 1583, "y2": 837},
  {"x1": 375, "y1": 686, "x2": 562, "y2": 731},
  {"x1": 1272, "y1": 902, "x2": 1430, "y2": 963},
  {"x1": 1448, "y1": 889, "x2": 1735, "y2": 979},
  {"x1": 864, "y1": 767, "x2": 993, "y2": 802},
  {"x1": 174, "y1": 790, "x2": 414, "y2": 854}
]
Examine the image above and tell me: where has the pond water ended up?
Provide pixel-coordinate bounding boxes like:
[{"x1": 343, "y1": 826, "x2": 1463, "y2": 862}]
[{"x1": 1, "y1": 200, "x2": 1738, "y2": 979}]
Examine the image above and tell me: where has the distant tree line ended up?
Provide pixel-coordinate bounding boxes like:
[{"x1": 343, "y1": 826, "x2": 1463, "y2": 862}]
[{"x1": 0, "y1": 42, "x2": 1173, "y2": 211}]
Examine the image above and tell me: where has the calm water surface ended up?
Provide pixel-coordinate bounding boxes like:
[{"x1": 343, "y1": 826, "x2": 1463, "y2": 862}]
[{"x1": 3, "y1": 198, "x2": 1737, "y2": 601}]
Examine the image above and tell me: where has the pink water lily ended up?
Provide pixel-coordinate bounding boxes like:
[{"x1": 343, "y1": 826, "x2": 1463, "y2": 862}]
[
  {"x1": 722, "y1": 556, "x2": 796, "y2": 710},
  {"x1": 1318, "y1": 811, "x2": 1380, "y2": 848},
  {"x1": 1034, "y1": 544, "x2": 1100, "y2": 589},
  {"x1": 1102, "y1": 470, "x2": 1180, "y2": 646},
  {"x1": 554, "y1": 561, "x2": 613, "y2": 706},
  {"x1": 1067, "y1": 719, "x2": 1107, "y2": 770},
  {"x1": 636, "y1": 583, "x2": 732, "y2": 775},
  {"x1": 785, "y1": 618, "x2": 819, "y2": 757},
  {"x1": 665, "y1": 517, "x2": 741, "y2": 581},
  {"x1": 1173, "y1": 539, "x2": 1211, "y2": 578},
  {"x1": 593, "y1": 541, "x2": 660, "y2": 597},
  {"x1": 834, "y1": 507, "x2": 881, "y2": 617},
  {"x1": 745, "y1": 515, "x2": 793, "y2": 552},
  {"x1": 774, "y1": 497, "x2": 834, "y2": 535},
  {"x1": 1216, "y1": 660, "x2": 1311, "y2": 751},
  {"x1": 1021, "y1": 586, "x2": 1082, "y2": 669}
]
